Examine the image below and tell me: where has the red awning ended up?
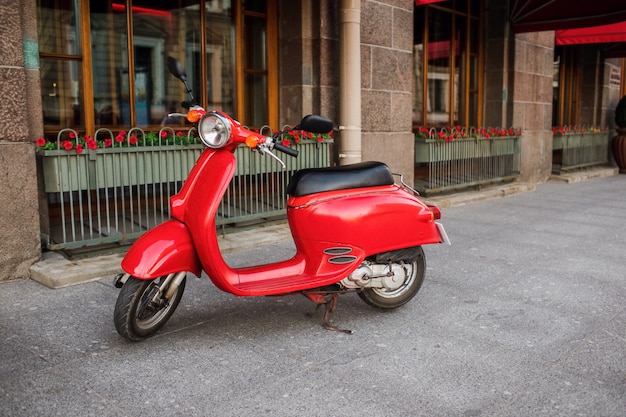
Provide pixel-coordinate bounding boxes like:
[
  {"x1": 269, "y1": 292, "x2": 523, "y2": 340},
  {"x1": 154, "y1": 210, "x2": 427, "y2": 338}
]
[
  {"x1": 510, "y1": 0, "x2": 626, "y2": 33},
  {"x1": 556, "y1": 21, "x2": 626, "y2": 46},
  {"x1": 415, "y1": 0, "x2": 446, "y2": 6},
  {"x1": 556, "y1": 21, "x2": 626, "y2": 58}
]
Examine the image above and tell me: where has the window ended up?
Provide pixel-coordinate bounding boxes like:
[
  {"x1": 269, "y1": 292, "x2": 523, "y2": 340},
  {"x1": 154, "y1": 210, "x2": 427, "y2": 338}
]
[
  {"x1": 552, "y1": 47, "x2": 580, "y2": 126},
  {"x1": 413, "y1": 0, "x2": 482, "y2": 129},
  {"x1": 38, "y1": 0, "x2": 84, "y2": 130},
  {"x1": 37, "y1": 0, "x2": 276, "y2": 135}
]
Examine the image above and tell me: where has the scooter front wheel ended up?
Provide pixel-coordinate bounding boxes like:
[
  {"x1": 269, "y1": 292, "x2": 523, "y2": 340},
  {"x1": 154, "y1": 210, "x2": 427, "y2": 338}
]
[
  {"x1": 357, "y1": 248, "x2": 425, "y2": 309},
  {"x1": 114, "y1": 274, "x2": 186, "y2": 341}
]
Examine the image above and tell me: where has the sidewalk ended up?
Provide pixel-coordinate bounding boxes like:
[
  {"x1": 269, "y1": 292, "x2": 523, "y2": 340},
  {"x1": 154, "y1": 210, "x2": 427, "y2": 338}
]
[
  {"x1": 28, "y1": 165, "x2": 615, "y2": 289},
  {"x1": 1, "y1": 167, "x2": 623, "y2": 416}
]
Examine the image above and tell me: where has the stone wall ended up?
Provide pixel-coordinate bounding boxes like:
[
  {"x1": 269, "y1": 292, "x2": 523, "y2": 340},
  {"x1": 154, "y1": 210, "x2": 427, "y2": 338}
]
[
  {"x1": 360, "y1": 0, "x2": 414, "y2": 182},
  {"x1": 485, "y1": 0, "x2": 554, "y2": 184},
  {"x1": 0, "y1": 0, "x2": 43, "y2": 280},
  {"x1": 279, "y1": 0, "x2": 339, "y2": 128},
  {"x1": 279, "y1": 0, "x2": 415, "y2": 181},
  {"x1": 512, "y1": 31, "x2": 555, "y2": 183}
]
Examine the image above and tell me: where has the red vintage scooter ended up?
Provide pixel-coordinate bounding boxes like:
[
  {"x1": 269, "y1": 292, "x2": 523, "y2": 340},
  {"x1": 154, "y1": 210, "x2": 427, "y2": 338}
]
[{"x1": 113, "y1": 58, "x2": 449, "y2": 341}]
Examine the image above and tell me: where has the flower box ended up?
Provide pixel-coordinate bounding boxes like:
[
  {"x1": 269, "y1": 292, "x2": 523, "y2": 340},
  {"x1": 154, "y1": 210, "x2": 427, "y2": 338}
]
[
  {"x1": 414, "y1": 133, "x2": 521, "y2": 195},
  {"x1": 41, "y1": 145, "x2": 205, "y2": 193},
  {"x1": 552, "y1": 131, "x2": 609, "y2": 171},
  {"x1": 40, "y1": 141, "x2": 334, "y2": 193},
  {"x1": 415, "y1": 136, "x2": 520, "y2": 163}
]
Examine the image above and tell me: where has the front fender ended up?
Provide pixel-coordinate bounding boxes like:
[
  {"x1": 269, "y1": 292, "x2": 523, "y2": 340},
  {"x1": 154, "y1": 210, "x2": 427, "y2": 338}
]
[{"x1": 121, "y1": 220, "x2": 202, "y2": 279}]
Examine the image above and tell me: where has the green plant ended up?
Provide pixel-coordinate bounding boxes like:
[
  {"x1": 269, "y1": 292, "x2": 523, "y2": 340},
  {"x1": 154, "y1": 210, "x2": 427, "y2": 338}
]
[
  {"x1": 615, "y1": 95, "x2": 626, "y2": 128},
  {"x1": 36, "y1": 129, "x2": 200, "y2": 153}
]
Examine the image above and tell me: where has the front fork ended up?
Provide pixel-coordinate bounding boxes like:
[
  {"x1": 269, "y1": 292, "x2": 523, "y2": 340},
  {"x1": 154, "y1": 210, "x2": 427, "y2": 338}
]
[{"x1": 114, "y1": 271, "x2": 187, "y2": 300}]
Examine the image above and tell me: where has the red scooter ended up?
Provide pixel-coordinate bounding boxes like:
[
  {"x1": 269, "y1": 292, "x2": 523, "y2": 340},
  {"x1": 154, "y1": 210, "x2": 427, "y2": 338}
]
[{"x1": 113, "y1": 58, "x2": 449, "y2": 341}]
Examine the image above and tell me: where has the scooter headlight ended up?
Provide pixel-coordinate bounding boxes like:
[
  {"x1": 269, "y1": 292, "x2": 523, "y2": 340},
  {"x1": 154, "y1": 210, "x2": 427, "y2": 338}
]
[{"x1": 198, "y1": 112, "x2": 231, "y2": 148}]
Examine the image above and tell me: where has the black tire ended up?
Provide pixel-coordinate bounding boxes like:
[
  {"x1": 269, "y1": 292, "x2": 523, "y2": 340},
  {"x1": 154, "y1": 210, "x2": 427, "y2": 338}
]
[
  {"x1": 114, "y1": 275, "x2": 186, "y2": 341},
  {"x1": 357, "y1": 247, "x2": 425, "y2": 309}
]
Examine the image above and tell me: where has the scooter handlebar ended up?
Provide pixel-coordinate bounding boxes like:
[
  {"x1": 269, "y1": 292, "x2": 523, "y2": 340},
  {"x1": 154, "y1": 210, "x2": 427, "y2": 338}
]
[{"x1": 273, "y1": 142, "x2": 299, "y2": 157}]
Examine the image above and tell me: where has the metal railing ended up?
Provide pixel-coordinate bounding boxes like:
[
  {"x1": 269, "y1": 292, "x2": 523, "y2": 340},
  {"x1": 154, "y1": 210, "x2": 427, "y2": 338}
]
[
  {"x1": 552, "y1": 132, "x2": 609, "y2": 173},
  {"x1": 414, "y1": 132, "x2": 521, "y2": 195},
  {"x1": 40, "y1": 128, "x2": 332, "y2": 251}
]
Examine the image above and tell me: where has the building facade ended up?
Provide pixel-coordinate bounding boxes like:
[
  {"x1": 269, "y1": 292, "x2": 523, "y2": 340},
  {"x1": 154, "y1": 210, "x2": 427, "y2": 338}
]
[{"x1": 0, "y1": 0, "x2": 624, "y2": 280}]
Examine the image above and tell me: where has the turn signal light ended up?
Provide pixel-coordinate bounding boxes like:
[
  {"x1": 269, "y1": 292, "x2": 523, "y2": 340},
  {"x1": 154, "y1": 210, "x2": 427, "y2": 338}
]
[
  {"x1": 187, "y1": 109, "x2": 206, "y2": 123},
  {"x1": 245, "y1": 135, "x2": 263, "y2": 148}
]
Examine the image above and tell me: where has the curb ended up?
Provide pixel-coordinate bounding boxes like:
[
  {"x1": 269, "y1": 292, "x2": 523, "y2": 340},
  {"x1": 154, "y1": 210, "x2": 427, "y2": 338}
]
[
  {"x1": 548, "y1": 166, "x2": 618, "y2": 183},
  {"x1": 29, "y1": 223, "x2": 293, "y2": 289}
]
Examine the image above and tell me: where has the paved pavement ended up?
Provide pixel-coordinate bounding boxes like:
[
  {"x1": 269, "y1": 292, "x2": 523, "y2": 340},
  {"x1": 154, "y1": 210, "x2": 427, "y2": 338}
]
[{"x1": 1, "y1": 172, "x2": 625, "y2": 416}]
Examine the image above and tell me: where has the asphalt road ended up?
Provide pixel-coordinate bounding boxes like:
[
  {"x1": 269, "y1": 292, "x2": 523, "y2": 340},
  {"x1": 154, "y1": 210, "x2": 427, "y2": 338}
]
[{"x1": 1, "y1": 175, "x2": 624, "y2": 416}]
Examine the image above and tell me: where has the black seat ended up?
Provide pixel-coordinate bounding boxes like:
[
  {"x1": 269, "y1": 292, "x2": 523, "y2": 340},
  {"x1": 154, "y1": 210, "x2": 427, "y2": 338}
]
[{"x1": 286, "y1": 161, "x2": 394, "y2": 197}]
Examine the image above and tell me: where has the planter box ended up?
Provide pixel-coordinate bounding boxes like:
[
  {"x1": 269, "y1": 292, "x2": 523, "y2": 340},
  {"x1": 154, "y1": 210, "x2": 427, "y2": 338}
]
[
  {"x1": 415, "y1": 136, "x2": 520, "y2": 163},
  {"x1": 41, "y1": 145, "x2": 205, "y2": 193},
  {"x1": 41, "y1": 141, "x2": 333, "y2": 193},
  {"x1": 414, "y1": 135, "x2": 521, "y2": 195},
  {"x1": 552, "y1": 132, "x2": 608, "y2": 150},
  {"x1": 552, "y1": 132, "x2": 609, "y2": 171}
]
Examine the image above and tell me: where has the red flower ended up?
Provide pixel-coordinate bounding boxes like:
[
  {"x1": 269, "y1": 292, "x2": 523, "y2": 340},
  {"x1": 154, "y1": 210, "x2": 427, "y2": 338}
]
[
  {"x1": 317, "y1": 136, "x2": 323, "y2": 143},
  {"x1": 176, "y1": 131, "x2": 183, "y2": 137},
  {"x1": 86, "y1": 138, "x2": 98, "y2": 150},
  {"x1": 281, "y1": 139, "x2": 291, "y2": 147},
  {"x1": 115, "y1": 133, "x2": 125, "y2": 143},
  {"x1": 36, "y1": 137, "x2": 46, "y2": 147},
  {"x1": 69, "y1": 132, "x2": 76, "y2": 139},
  {"x1": 160, "y1": 131, "x2": 168, "y2": 138},
  {"x1": 75, "y1": 144, "x2": 83, "y2": 154},
  {"x1": 129, "y1": 135, "x2": 138, "y2": 145},
  {"x1": 62, "y1": 140, "x2": 73, "y2": 150},
  {"x1": 104, "y1": 138, "x2": 113, "y2": 148}
]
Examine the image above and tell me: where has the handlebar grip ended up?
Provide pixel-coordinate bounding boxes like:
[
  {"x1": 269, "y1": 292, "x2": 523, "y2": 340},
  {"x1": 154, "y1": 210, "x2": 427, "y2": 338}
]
[{"x1": 273, "y1": 142, "x2": 299, "y2": 157}]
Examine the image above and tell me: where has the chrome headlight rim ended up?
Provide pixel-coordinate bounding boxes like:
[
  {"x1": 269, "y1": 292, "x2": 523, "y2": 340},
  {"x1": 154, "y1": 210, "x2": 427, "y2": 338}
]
[{"x1": 198, "y1": 111, "x2": 231, "y2": 148}]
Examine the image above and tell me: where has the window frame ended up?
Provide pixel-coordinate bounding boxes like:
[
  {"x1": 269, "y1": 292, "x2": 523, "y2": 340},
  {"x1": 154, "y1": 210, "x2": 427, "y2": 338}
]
[
  {"x1": 39, "y1": 0, "x2": 278, "y2": 135},
  {"x1": 414, "y1": 0, "x2": 483, "y2": 130}
]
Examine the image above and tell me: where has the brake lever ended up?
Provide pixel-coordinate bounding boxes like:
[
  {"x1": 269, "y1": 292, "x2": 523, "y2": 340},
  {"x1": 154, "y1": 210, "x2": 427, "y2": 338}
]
[{"x1": 258, "y1": 144, "x2": 286, "y2": 169}]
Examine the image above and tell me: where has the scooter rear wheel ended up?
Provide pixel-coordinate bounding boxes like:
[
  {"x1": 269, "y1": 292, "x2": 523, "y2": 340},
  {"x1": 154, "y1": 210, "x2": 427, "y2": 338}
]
[
  {"x1": 357, "y1": 248, "x2": 425, "y2": 309},
  {"x1": 114, "y1": 275, "x2": 186, "y2": 341}
]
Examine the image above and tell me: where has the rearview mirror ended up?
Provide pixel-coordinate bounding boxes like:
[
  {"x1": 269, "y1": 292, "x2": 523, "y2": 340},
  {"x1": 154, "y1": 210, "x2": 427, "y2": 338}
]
[
  {"x1": 295, "y1": 115, "x2": 334, "y2": 133},
  {"x1": 167, "y1": 57, "x2": 187, "y2": 82}
]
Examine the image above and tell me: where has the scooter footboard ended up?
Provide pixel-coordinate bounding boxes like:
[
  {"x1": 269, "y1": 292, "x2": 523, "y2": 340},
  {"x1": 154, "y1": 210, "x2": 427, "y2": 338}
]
[{"x1": 121, "y1": 220, "x2": 202, "y2": 279}]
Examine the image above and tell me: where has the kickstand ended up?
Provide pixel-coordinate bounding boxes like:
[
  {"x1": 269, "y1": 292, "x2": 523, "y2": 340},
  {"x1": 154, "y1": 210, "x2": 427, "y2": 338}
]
[{"x1": 305, "y1": 293, "x2": 352, "y2": 334}]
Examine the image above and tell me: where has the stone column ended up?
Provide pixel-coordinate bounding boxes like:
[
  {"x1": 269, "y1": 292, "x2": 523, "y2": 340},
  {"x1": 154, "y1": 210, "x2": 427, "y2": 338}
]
[
  {"x1": 485, "y1": 0, "x2": 554, "y2": 183},
  {"x1": 360, "y1": 0, "x2": 414, "y2": 182},
  {"x1": 511, "y1": 31, "x2": 555, "y2": 183},
  {"x1": 0, "y1": 0, "x2": 43, "y2": 280},
  {"x1": 279, "y1": 0, "x2": 340, "y2": 128}
]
